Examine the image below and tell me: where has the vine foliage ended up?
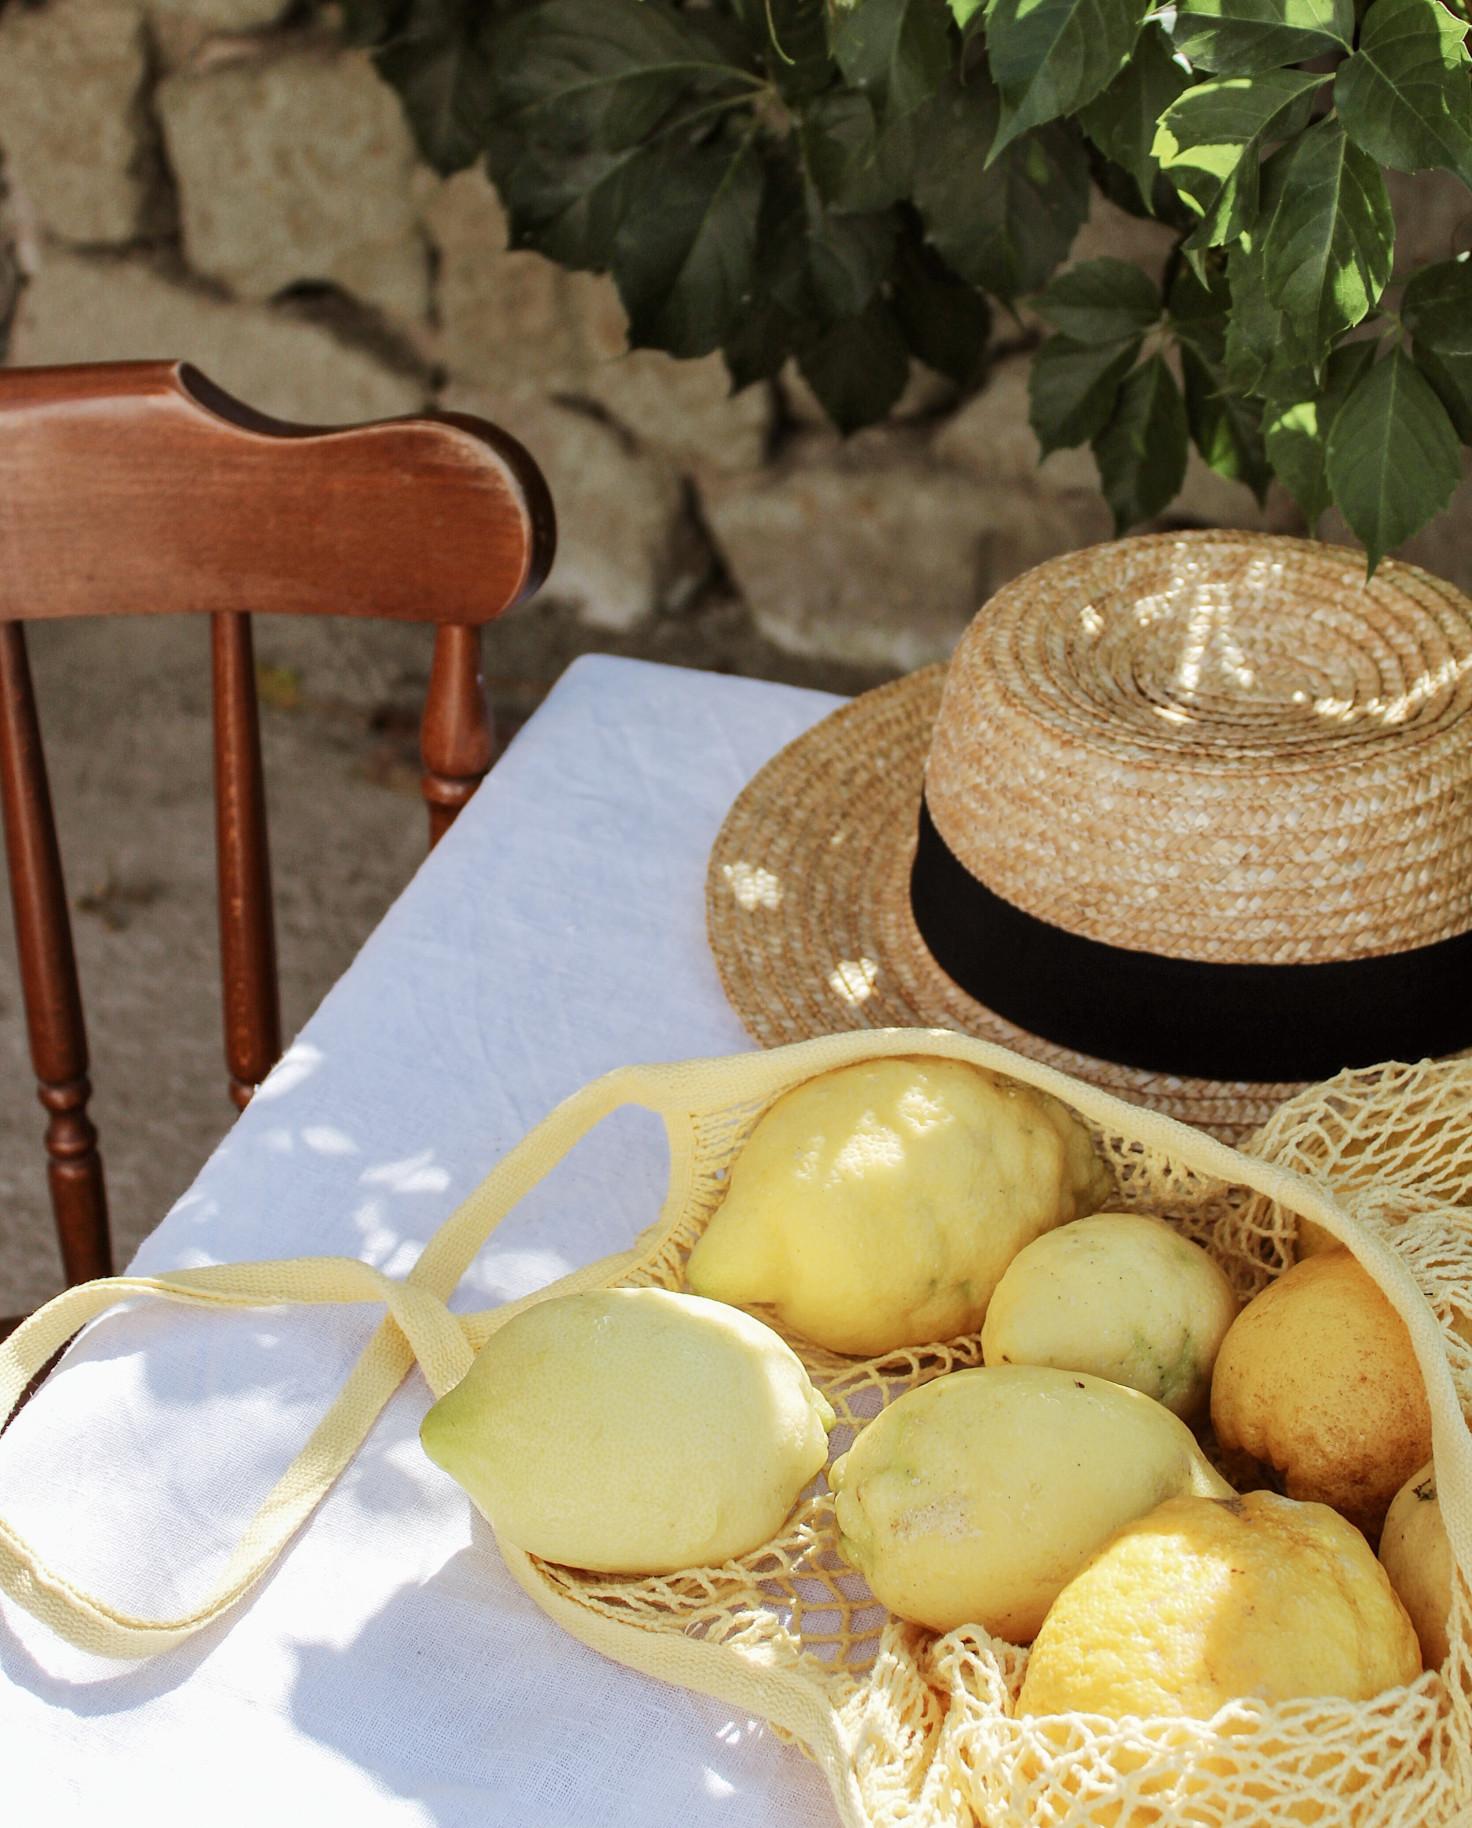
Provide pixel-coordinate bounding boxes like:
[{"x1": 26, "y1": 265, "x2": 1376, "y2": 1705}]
[{"x1": 340, "y1": 0, "x2": 1472, "y2": 568}]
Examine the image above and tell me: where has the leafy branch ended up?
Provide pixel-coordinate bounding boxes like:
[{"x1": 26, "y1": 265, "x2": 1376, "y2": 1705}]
[{"x1": 341, "y1": 0, "x2": 1472, "y2": 569}]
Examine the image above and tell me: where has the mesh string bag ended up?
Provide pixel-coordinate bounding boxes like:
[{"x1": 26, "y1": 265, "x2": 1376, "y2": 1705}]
[{"x1": 3, "y1": 1027, "x2": 1472, "y2": 1828}]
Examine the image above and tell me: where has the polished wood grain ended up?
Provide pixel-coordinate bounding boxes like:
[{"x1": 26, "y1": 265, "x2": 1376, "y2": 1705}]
[
  {"x1": 213, "y1": 611, "x2": 282, "y2": 1108},
  {"x1": 422, "y1": 624, "x2": 495, "y2": 848},
  {"x1": 0, "y1": 622, "x2": 112, "y2": 1284},
  {"x1": 0, "y1": 364, "x2": 555, "y2": 625},
  {"x1": 0, "y1": 361, "x2": 555, "y2": 1294}
]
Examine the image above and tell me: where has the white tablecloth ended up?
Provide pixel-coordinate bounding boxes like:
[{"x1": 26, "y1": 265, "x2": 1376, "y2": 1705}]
[{"x1": 0, "y1": 655, "x2": 850, "y2": 1828}]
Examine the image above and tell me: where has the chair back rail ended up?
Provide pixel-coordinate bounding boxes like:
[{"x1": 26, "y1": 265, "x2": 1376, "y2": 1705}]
[{"x1": 0, "y1": 361, "x2": 556, "y2": 1296}]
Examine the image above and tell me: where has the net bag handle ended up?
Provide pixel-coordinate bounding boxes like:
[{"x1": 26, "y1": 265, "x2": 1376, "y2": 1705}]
[{"x1": 1, "y1": 1029, "x2": 1467, "y2": 1667}]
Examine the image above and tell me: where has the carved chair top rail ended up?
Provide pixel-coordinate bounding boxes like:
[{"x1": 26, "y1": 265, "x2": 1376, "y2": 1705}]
[{"x1": 0, "y1": 361, "x2": 557, "y2": 624}]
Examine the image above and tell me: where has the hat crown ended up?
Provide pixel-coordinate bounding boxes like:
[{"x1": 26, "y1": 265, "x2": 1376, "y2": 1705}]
[{"x1": 925, "y1": 532, "x2": 1472, "y2": 965}]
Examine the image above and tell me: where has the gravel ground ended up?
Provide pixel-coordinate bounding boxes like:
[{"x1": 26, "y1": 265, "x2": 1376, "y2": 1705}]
[{"x1": 0, "y1": 596, "x2": 893, "y2": 1317}]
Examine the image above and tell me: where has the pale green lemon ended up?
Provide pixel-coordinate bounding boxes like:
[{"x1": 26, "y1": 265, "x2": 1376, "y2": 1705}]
[
  {"x1": 420, "y1": 1287, "x2": 834, "y2": 1574},
  {"x1": 686, "y1": 1056, "x2": 1110, "y2": 1357},
  {"x1": 828, "y1": 1364, "x2": 1231, "y2": 1642},
  {"x1": 981, "y1": 1212, "x2": 1238, "y2": 1417}
]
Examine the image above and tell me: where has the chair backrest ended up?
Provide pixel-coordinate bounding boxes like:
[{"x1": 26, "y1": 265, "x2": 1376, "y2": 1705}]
[{"x1": 0, "y1": 361, "x2": 555, "y2": 1299}]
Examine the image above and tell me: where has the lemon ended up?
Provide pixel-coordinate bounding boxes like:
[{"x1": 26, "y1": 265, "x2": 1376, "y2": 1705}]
[
  {"x1": 1211, "y1": 1247, "x2": 1432, "y2": 1537},
  {"x1": 1380, "y1": 1461, "x2": 1454, "y2": 1669},
  {"x1": 686, "y1": 1056, "x2": 1110, "y2": 1357},
  {"x1": 981, "y1": 1212, "x2": 1237, "y2": 1417},
  {"x1": 419, "y1": 1287, "x2": 834, "y2": 1574},
  {"x1": 828, "y1": 1364, "x2": 1230, "y2": 1641},
  {"x1": 1018, "y1": 1491, "x2": 1422, "y2": 1718}
]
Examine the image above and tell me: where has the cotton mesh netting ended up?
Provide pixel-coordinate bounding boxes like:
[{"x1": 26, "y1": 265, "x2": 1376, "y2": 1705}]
[{"x1": 521, "y1": 1055, "x2": 1472, "y2": 1828}]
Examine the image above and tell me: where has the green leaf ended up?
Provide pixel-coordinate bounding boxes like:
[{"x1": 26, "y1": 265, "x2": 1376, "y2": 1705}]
[
  {"x1": 1091, "y1": 354, "x2": 1191, "y2": 529},
  {"x1": 1171, "y1": 0, "x2": 1354, "y2": 75},
  {"x1": 1258, "y1": 118, "x2": 1395, "y2": 364},
  {"x1": 1336, "y1": 0, "x2": 1472, "y2": 182},
  {"x1": 890, "y1": 235, "x2": 993, "y2": 384},
  {"x1": 1153, "y1": 71, "x2": 1324, "y2": 250},
  {"x1": 1034, "y1": 257, "x2": 1160, "y2": 340},
  {"x1": 491, "y1": 138, "x2": 661, "y2": 268},
  {"x1": 912, "y1": 67, "x2": 1092, "y2": 299},
  {"x1": 723, "y1": 293, "x2": 801, "y2": 389},
  {"x1": 1262, "y1": 338, "x2": 1376, "y2": 524},
  {"x1": 832, "y1": 0, "x2": 955, "y2": 124},
  {"x1": 494, "y1": 0, "x2": 746, "y2": 153},
  {"x1": 799, "y1": 89, "x2": 916, "y2": 210},
  {"x1": 1076, "y1": 24, "x2": 1192, "y2": 199},
  {"x1": 1029, "y1": 332, "x2": 1143, "y2": 450},
  {"x1": 1167, "y1": 254, "x2": 1232, "y2": 364},
  {"x1": 947, "y1": 0, "x2": 987, "y2": 25},
  {"x1": 732, "y1": 0, "x2": 834, "y2": 99},
  {"x1": 983, "y1": 0, "x2": 1154, "y2": 158},
  {"x1": 1403, "y1": 255, "x2": 1472, "y2": 438},
  {"x1": 372, "y1": 0, "x2": 493, "y2": 173},
  {"x1": 1180, "y1": 341, "x2": 1272, "y2": 498},
  {"x1": 612, "y1": 135, "x2": 764, "y2": 355},
  {"x1": 803, "y1": 206, "x2": 900, "y2": 320},
  {"x1": 797, "y1": 296, "x2": 913, "y2": 429},
  {"x1": 1325, "y1": 346, "x2": 1463, "y2": 570}
]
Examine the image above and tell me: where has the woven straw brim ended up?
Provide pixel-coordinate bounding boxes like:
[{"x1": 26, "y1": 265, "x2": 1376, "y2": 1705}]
[{"x1": 707, "y1": 665, "x2": 1306, "y2": 1144}]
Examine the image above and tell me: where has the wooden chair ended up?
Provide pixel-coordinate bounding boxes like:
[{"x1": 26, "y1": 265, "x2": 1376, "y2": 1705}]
[{"x1": 0, "y1": 361, "x2": 555, "y2": 1318}]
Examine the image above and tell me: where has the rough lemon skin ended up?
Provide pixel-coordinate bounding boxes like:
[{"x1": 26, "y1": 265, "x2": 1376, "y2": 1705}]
[
  {"x1": 1211, "y1": 1247, "x2": 1433, "y2": 1538},
  {"x1": 981, "y1": 1212, "x2": 1238, "y2": 1417},
  {"x1": 1018, "y1": 1491, "x2": 1422, "y2": 1718},
  {"x1": 419, "y1": 1288, "x2": 834, "y2": 1575},
  {"x1": 1380, "y1": 1460, "x2": 1454, "y2": 1669},
  {"x1": 828, "y1": 1364, "x2": 1231, "y2": 1642},
  {"x1": 686, "y1": 1057, "x2": 1111, "y2": 1357}
]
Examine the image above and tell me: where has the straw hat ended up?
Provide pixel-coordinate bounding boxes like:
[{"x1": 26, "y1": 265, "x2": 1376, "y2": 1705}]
[{"x1": 706, "y1": 530, "x2": 1472, "y2": 1141}]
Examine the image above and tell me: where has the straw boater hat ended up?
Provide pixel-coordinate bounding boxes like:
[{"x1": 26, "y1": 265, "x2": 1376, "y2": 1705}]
[{"x1": 707, "y1": 530, "x2": 1472, "y2": 1142}]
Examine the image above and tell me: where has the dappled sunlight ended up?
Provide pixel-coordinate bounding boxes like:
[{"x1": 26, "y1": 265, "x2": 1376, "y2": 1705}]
[
  {"x1": 250, "y1": 1041, "x2": 324, "y2": 1103},
  {"x1": 722, "y1": 859, "x2": 783, "y2": 911},
  {"x1": 828, "y1": 956, "x2": 878, "y2": 1007}
]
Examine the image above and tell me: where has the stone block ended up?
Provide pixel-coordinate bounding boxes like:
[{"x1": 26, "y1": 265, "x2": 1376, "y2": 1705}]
[
  {"x1": 1067, "y1": 190, "x2": 1178, "y2": 288},
  {"x1": 443, "y1": 383, "x2": 689, "y2": 632},
  {"x1": 422, "y1": 167, "x2": 771, "y2": 467},
  {"x1": 0, "y1": 0, "x2": 160, "y2": 246},
  {"x1": 699, "y1": 437, "x2": 996, "y2": 670},
  {"x1": 150, "y1": 0, "x2": 287, "y2": 29},
  {"x1": 419, "y1": 167, "x2": 588, "y2": 394},
  {"x1": 565, "y1": 263, "x2": 773, "y2": 471},
  {"x1": 155, "y1": 44, "x2": 428, "y2": 319},
  {"x1": 8, "y1": 247, "x2": 425, "y2": 424},
  {"x1": 1386, "y1": 169, "x2": 1472, "y2": 278},
  {"x1": 933, "y1": 355, "x2": 1100, "y2": 495}
]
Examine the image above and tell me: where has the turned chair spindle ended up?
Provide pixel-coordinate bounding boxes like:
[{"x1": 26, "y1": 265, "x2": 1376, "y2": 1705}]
[{"x1": 0, "y1": 361, "x2": 555, "y2": 1310}]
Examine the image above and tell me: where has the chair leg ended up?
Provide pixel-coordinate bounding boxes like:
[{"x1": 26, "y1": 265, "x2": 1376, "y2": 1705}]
[
  {"x1": 0, "y1": 621, "x2": 112, "y2": 1284},
  {"x1": 212, "y1": 610, "x2": 282, "y2": 1109},
  {"x1": 421, "y1": 623, "x2": 494, "y2": 848}
]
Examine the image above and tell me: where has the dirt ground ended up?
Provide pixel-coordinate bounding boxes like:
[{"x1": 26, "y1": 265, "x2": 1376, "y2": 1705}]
[{"x1": 0, "y1": 593, "x2": 894, "y2": 1318}]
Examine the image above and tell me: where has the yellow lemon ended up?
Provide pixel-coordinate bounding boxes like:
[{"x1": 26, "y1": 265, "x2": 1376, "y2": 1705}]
[
  {"x1": 827, "y1": 1364, "x2": 1230, "y2": 1641},
  {"x1": 981, "y1": 1212, "x2": 1237, "y2": 1417},
  {"x1": 1380, "y1": 1461, "x2": 1454, "y2": 1669},
  {"x1": 1018, "y1": 1491, "x2": 1422, "y2": 1718},
  {"x1": 686, "y1": 1056, "x2": 1110, "y2": 1357},
  {"x1": 420, "y1": 1288, "x2": 834, "y2": 1574},
  {"x1": 1211, "y1": 1247, "x2": 1432, "y2": 1538}
]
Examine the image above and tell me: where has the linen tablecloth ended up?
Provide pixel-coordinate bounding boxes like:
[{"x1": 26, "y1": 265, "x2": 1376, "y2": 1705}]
[{"x1": 0, "y1": 654, "x2": 851, "y2": 1827}]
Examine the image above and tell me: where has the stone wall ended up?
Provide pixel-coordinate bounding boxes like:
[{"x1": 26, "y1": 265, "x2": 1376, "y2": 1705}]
[{"x1": 2, "y1": 0, "x2": 1471, "y2": 668}]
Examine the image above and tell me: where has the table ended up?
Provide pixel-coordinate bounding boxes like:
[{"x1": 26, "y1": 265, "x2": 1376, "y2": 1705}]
[{"x1": 0, "y1": 655, "x2": 850, "y2": 1828}]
